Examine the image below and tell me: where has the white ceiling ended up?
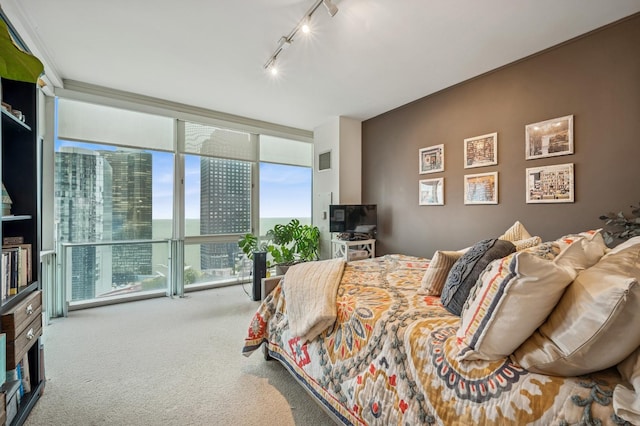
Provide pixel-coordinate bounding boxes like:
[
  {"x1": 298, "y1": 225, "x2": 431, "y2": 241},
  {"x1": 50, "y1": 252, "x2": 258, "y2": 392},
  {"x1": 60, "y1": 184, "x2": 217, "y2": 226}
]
[{"x1": 3, "y1": 0, "x2": 640, "y2": 131}]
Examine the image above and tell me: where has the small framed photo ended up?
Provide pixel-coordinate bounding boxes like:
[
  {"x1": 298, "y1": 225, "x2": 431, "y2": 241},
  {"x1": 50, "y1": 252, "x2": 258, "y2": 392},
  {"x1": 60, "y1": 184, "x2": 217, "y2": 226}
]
[
  {"x1": 464, "y1": 132, "x2": 497, "y2": 168},
  {"x1": 525, "y1": 115, "x2": 574, "y2": 160},
  {"x1": 526, "y1": 163, "x2": 574, "y2": 203},
  {"x1": 419, "y1": 178, "x2": 444, "y2": 206},
  {"x1": 419, "y1": 144, "x2": 444, "y2": 174},
  {"x1": 464, "y1": 172, "x2": 498, "y2": 205}
]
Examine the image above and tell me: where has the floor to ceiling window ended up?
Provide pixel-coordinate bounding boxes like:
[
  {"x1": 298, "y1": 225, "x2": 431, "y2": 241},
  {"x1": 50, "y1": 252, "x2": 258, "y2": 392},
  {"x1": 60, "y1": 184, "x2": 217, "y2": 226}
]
[
  {"x1": 54, "y1": 99, "x2": 174, "y2": 304},
  {"x1": 52, "y1": 97, "x2": 312, "y2": 309},
  {"x1": 181, "y1": 122, "x2": 256, "y2": 288},
  {"x1": 259, "y1": 135, "x2": 313, "y2": 237}
]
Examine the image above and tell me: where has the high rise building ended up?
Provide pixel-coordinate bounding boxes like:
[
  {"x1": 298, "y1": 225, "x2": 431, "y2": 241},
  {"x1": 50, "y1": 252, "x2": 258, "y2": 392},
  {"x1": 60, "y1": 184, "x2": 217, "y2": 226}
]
[
  {"x1": 99, "y1": 150, "x2": 153, "y2": 286},
  {"x1": 55, "y1": 147, "x2": 113, "y2": 300},
  {"x1": 200, "y1": 157, "x2": 251, "y2": 270}
]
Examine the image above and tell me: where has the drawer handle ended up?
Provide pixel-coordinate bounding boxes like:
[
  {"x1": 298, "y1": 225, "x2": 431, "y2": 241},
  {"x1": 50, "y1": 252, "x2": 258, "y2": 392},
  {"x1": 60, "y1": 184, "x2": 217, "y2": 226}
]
[
  {"x1": 26, "y1": 304, "x2": 34, "y2": 315},
  {"x1": 26, "y1": 328, "x2": 35, "y2": 340}
]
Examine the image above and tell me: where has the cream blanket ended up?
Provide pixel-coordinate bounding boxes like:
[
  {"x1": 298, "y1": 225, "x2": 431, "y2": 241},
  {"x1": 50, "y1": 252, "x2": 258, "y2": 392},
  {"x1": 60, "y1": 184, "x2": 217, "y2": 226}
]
[{"x1": 283, "y1": 258, "x2": 346, "y2": 342}]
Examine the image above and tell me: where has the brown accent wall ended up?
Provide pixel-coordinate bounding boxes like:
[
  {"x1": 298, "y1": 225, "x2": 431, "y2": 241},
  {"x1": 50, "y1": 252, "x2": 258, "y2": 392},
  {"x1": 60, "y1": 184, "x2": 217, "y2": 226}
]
[{"x1": 362, "y1": 14, "x2": 640, "y2": 258}]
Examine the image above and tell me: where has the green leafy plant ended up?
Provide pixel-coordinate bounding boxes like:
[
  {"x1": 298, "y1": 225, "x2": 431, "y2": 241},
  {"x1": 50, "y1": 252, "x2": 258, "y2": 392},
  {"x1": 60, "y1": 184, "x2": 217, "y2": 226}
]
[
  {"x1": 238, "y1": 233, "x2": 270, "y2": 265},
  {"x1": 266, "y1": 219, "x2": 321, "y2": 266},
  {"x1": 599, "y1": 202, "x2": 640, "y2": 246},
  {"x1": 237, "y1": 219, "x2": 320, "y2": 268}
]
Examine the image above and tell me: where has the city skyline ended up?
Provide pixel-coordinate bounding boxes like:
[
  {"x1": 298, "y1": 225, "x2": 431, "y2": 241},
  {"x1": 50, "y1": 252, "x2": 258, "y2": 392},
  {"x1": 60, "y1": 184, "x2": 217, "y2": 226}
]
[{"x1": 54, "y1": 140, "x2": 312, "y2": 220}]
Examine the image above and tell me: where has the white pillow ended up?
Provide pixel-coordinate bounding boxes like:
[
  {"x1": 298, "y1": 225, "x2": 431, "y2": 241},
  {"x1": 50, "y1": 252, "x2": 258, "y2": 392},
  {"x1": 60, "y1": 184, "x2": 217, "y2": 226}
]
[
  {"x1": 513, "y1": 236, "x2": 640, "y2": 376},
  {"x1": 614, "y1": 346, "x2": 640, "y2": 425},
  {"x1": 456, "y1": 230, "x2": 608, "y2": 361},
  {"x1": 420, "y1": 250, "x2": 464, "y2": 296}
]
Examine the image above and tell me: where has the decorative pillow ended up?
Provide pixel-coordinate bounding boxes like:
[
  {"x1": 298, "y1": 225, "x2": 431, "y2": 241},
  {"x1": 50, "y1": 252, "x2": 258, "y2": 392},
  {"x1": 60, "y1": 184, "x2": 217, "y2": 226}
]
[
  {"x1": 456, "y1": 238, "x2": 581, "y2": 361},
  {"x1": 614, "y1": 346, "x2": 640, "y2": 425},
  {"x1": 512, "y1": 236, "x2": 640, "y2": 375},
  {"x1": 499, "y1": 221, "x2": 532, "y2": 241},
  {"x1": 499, "y1": 221, "x2": 541, "y2": 251},
  {"x1": 552, "y1": 229, "x2": 608, "y2": 272},
  {"x1": 440, "y1": 239, "x2": 516, "y2": 316},
  {"x1": 512, "y1": 235, "x2": 542, "y2": 251},
  {"x1": 420, "y1": 250, "x2": 465, "y2": 296}
]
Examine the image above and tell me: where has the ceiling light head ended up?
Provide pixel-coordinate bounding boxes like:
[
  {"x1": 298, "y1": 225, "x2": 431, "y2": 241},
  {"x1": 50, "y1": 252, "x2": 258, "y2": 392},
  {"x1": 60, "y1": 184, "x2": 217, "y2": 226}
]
[
  {"x1": 267, "y1": 61, "x2": 278, "y2": 76},
  {"x1": 322, "y1": 0, "x2": 338, "y2": 17},
  {"x1": 301, "y1": 17, "x2": 311, "y2": 34}
]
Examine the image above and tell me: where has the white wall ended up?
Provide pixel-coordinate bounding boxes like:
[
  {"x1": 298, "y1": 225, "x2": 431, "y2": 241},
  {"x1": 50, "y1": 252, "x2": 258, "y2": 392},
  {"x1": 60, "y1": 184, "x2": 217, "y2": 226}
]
[{"x1": 313, "y1": 116, "x2": 362, "y2": 259}]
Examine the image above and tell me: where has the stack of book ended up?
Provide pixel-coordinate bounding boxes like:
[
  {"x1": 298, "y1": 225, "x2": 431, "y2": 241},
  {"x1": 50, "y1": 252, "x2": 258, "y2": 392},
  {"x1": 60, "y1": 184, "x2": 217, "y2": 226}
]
[{"x1": 1, "y1": 238, "x2": 31, "y2": 301}]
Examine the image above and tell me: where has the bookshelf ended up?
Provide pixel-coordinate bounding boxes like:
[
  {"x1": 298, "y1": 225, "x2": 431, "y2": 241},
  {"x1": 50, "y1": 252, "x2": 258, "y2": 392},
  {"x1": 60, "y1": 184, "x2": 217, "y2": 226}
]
[{"x1": 1, "y1": 77, "x2": 44, "y2": 425}]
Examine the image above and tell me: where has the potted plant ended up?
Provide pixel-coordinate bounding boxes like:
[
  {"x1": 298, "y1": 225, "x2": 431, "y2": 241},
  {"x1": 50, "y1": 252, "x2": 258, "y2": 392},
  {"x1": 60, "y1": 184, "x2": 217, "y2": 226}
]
[
  {"x1": 238, "y1": 233, "x2": 270, "y2": 265},
  {"x1": 238, "y1": 219, "x2": 321, "y2": 275},
  {"x1": 599, "y1": 202, "x2": 640, "y2": 246}
]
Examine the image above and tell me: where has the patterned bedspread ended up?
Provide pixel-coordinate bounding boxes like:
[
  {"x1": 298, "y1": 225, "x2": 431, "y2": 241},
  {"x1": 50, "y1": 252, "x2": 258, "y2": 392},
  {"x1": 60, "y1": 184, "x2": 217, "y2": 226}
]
[{"x1": 242, "y1": 255, "x2": 627, "y2": 425}]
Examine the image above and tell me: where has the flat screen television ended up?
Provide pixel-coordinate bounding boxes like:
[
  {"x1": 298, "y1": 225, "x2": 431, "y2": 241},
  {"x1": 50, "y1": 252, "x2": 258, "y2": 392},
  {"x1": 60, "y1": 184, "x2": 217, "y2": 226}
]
[{"x1": 329, "y1": 204, "x2": 377, "y2": 239}]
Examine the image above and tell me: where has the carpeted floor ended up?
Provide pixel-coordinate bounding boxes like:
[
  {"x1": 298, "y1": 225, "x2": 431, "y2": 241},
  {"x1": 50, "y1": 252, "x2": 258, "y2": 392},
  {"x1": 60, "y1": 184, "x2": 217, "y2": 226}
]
[{"x1": 24, "y1": 285, "x2": 334, "y2": 425}]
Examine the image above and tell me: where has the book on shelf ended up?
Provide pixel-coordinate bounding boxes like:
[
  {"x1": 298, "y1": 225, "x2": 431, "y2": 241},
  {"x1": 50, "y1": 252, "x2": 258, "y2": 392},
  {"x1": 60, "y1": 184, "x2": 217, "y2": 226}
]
[{"x1": 1, "y1": 242, "x2": 32, "y2": 300}]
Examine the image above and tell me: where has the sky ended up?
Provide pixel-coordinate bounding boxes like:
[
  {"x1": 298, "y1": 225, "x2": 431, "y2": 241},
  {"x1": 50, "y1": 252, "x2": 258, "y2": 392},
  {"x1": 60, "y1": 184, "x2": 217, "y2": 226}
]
[{"x1": 53, "y1": 140, "x2": 312, "y2": 220}]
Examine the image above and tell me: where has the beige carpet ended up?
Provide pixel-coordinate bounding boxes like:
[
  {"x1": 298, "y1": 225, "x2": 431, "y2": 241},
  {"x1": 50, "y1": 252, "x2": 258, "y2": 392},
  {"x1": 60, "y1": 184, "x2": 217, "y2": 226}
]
[{"x1": 24, "y1": 285, "x2": 334, "y2": 425}]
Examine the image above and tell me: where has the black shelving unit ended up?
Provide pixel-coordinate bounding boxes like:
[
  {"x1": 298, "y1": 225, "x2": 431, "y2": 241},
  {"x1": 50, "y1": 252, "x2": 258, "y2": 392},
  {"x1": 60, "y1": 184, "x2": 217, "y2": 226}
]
[{"x1": 1, "y1": 77, "x2": 44, "y2": 426}]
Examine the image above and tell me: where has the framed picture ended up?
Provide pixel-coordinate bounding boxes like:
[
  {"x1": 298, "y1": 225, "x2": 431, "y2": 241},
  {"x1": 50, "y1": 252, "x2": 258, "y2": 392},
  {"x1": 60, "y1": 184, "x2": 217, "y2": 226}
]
[
  {"x1": 464, "y1": 132, "x2": 497, "y2": 168},
  {"x1": 525, "y1": 115, "x2": 574, "y2": 160},
  {"x1": 526, "y1": 163, "x2": 574, "y2": 203},
  {"x1": 419, "y1": 178, "x2": 444, "y2": 206},
  {"x1": 464, "y1": 172, "x2": 498, "y2": 205},
  {"x1": 419, "y1": 144, "x2": 444, "y2": 174}
]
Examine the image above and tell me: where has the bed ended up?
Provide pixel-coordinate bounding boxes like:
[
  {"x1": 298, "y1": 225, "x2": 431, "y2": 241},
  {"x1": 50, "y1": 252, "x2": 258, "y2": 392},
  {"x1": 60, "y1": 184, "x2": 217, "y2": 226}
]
[{"x1": 242, "y1": 227, "x2": 640, "y2": 426}]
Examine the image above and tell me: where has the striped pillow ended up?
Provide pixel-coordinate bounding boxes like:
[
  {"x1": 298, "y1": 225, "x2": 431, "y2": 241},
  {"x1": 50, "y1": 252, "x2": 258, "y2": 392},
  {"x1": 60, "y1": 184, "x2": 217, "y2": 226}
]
[
  {"x1": 456, "y1": 230, "x2": 608, "y2": 361},
  {"x1": 420, "y1": 250, "x2": 464, "y2": 295}
]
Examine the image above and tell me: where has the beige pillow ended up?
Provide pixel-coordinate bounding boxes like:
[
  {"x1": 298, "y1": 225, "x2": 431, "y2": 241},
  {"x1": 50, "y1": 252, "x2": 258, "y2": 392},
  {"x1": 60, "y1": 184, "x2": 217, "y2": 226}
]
[
  {"x1": 499, "y1": 221, "x2": 541, "y2": 251},
  {"x1": 614, "y1": 346, "x2": 640, "y2": 425},
  {"x1": 512, "y1": 235, "x2": 542, "y2": 251},
  {"x1": 513, "y1": 236, "x2": 640, "y2": 376},
  {"x1": 420, "y1": 250, "x2": 464, "y2": 295},
  {"x1": 456, "y1": 230, "x2": 608, "y2": 361},
  {"x1": 499, "y1": 221, "x2": 532, "y2": 241}
]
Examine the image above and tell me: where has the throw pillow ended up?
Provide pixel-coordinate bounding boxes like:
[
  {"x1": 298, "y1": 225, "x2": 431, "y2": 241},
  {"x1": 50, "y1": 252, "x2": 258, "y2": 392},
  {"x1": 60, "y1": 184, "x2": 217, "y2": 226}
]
[
  {"x1": 499, "y1": 221, "x2": 532, "y2": 241},
  {"x1": 552, "y1": 229, "x2": 608, "y2": 272},
  {"x1": 456, "y1": 238, "x2": 582, "y2": 361},
  {"x1": 614, "y1": 346, "x2": 640, "y2": 425},
  {"x1": 498, "y1": 221, "x2": 542, "y2": 251},
  {"x1": 512, "y1": 235, "x2": 542, "y2": 251},
  {"x1": 512, "y1": 236, "x2": 640, "y2": 376},
  {"x1": 440, "y1": 239, "x2": 516, "y2": 316},
  {"x1": 420, "y1": 250, "x2": 465, "y2": 296}
]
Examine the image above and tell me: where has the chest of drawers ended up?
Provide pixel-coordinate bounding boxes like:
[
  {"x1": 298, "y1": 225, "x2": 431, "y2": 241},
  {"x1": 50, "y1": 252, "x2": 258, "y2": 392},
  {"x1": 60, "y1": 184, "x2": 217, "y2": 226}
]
[{"x1": 1, "y1": 290, "x2": 42, "y2": 369}]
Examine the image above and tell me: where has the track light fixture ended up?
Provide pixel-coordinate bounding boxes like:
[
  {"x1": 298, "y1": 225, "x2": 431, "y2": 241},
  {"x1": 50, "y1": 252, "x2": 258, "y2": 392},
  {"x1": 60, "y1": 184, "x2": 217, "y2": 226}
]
[
  {"x1": 322, "y1": 0, "x2": 339, "y2": 17},
  {"x1": 263, "y1": 0, "x2": 339, "y2": 73}
]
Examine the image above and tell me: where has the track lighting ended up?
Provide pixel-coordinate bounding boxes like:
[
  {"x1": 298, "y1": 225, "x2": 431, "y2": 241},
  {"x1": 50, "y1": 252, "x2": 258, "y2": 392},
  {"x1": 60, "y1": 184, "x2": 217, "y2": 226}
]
[
  {"x1": 301, "y1": 17, "x2": 311, "y2": 34},
  {"x1": 322, "y1": 0, "x2": 339, "y2": 17},
  {"x1": 263, "y1": 0, "x2": 339, "y2": 74}
]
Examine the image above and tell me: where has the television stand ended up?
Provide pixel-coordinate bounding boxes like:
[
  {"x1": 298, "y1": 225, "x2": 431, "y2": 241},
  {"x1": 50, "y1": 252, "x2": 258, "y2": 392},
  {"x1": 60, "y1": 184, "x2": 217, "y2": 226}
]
[{"x1": 331, "y1": 239, "x2": 376, "y2": 262}]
